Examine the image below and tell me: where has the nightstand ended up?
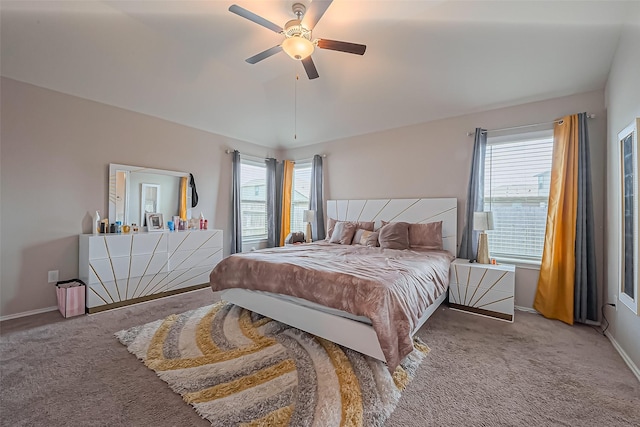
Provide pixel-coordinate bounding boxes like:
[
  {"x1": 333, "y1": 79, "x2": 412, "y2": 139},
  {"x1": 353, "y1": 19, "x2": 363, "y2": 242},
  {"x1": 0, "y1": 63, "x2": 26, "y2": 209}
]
[{"x1": 448, "y1": 259, "x2": 516, "y2": 322}]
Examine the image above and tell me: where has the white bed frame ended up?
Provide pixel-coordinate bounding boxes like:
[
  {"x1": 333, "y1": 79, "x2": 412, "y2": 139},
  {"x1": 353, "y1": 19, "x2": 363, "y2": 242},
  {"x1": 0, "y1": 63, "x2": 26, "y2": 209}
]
[{"x1": 222, "y1": 198, "x2": 457, "y2": 362}]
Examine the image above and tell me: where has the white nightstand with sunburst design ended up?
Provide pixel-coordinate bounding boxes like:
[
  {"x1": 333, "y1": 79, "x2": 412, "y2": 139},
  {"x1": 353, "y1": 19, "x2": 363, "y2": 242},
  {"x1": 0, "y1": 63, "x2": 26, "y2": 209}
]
[{"x1": 448, "y1": 259, "x2": 515, "y2": 322}]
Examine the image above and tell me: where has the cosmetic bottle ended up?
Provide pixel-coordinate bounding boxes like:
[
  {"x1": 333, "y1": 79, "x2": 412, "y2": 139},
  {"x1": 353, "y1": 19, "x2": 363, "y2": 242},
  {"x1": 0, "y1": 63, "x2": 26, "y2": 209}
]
[
  {"x1": 204, "y1": 219, "x2": 208, "y2": 230},
  {"x1": 199, "y1": 212, "x2": 204, "y2": 230}
]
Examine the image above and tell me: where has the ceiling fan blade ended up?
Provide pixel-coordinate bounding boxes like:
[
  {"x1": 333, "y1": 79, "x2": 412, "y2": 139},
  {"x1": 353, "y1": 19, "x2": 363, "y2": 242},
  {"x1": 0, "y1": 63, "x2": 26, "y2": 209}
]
[
  {"x1": 246, "y1": 46, "x2": 282, "y2": 64},
  {"x1": 301, "y1": 0, "x2": 333, "y2": 30},
  {"x1": 229, "y1": 4, "x2": 283, "y2": 33},
  {"x1": 317, "y1": 39, "x2": 366, "y2": 55},
  {"x1": 302, "y1": 56, "x2": 319, "y2": 80}
]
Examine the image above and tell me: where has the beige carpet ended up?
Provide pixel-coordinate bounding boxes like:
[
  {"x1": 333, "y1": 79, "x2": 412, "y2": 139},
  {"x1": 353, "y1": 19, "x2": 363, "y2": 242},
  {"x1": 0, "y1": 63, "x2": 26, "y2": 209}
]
[
  {"x1": 1, "y1": 288, "x2": 639, "y2": 426},
  {"x1": 116, "y1": 301, "x2": 428, "y2": 426}
]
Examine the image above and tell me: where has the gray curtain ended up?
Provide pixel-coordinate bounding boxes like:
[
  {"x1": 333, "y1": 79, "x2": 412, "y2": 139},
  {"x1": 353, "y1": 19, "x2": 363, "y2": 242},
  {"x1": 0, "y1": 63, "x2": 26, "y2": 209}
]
[
  {"x1": 266, "y1": 158, "x2": 282, "y2": 248},
  {"x1": 231, "y1": 150, "x2": 242, "y2": 254},
  {"x1": 458, "y1": 128, "x2": 487, "y2": 260},
  {"x1": 275, "y1": 161, "x2": 284, "y2": 245},
  {"x1": 309, "y1": 155, "x2": 325, "y2": 241},
  {"x1": 574, "y1": 112, "x2": 598, "y2": 323}
]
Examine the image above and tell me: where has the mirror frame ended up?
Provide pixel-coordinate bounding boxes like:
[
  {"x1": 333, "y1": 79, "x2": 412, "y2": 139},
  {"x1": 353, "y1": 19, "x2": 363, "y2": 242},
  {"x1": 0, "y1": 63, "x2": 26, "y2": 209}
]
[
  {"x1": 618, "y1": 118, "x2": 640, "y2": 315},
  {"x1": 108, "y1": 163, "x2": 189, "y2": 227}
]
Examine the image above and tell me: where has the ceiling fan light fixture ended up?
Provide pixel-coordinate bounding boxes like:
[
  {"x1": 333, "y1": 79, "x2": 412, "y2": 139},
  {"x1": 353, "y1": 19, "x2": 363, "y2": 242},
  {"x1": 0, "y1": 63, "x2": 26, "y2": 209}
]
[{"x1": 282, "y1": 36, "x2": 314, "y2": 60}]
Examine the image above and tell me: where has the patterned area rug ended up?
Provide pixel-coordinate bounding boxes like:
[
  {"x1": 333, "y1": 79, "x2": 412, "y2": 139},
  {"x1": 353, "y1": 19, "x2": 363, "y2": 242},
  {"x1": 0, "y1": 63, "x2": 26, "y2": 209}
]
[{"x1": 116, "y1": 302, "x2": 429, "y2": 426}]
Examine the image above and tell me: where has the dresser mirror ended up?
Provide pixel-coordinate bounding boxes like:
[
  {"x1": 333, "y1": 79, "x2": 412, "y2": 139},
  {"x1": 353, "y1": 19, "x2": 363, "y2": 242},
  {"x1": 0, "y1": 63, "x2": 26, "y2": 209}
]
[{"x1": 108, "y1": 163, "x2": 190, "y2": 228}]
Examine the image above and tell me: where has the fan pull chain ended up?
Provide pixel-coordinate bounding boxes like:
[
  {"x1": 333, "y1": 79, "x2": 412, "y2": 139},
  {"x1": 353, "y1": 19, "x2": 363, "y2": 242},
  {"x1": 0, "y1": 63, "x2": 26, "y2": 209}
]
[{"x1": 294, "y1": 74, "x2": 299, "y2": 140}]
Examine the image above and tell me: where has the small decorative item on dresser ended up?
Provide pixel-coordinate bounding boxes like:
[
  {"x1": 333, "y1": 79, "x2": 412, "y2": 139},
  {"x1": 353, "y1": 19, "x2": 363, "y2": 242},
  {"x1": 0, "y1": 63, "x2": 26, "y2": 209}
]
[
  {"x1": 146, "y1": 213, "x2": 164, "y2": 231},
  {"x1": 93, "y1": 211, "x2": 100, "y2": 235}
]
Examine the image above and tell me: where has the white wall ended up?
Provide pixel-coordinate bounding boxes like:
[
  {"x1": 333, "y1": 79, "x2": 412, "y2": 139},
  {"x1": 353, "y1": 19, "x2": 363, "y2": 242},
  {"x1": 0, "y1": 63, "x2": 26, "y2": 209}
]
[
  {"x1": 604, "y1": 15, "x2": 640, "y2": 371},
  {"x1": 0, "y1": 78, "x2": 615, "y2": 360},
  {"x1": 0, "y1": 77, "x2": 277, "y2": 318},
  {"x1": 287, "y1": 90, "x2": 607, "y2": 313}
]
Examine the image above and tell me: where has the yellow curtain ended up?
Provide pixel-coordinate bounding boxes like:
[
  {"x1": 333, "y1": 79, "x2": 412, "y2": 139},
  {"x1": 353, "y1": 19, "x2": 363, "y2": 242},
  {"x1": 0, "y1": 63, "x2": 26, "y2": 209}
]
[
  {"x1": 533, "y1": 115, "x2": 579, "y2": 325},
  {"x1": 280, "y1": 160, "x2": 294, "y2": 246},
  {"x1": 179, "y1": 176, "x2": 188, "y2": 220}
]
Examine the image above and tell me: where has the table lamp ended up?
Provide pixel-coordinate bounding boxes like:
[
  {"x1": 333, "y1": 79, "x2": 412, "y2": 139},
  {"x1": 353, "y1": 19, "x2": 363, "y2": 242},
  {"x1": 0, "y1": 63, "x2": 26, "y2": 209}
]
[
  {"x1": 473, "y1": 211, "x2": 494, "y2": 264},
  {"x1": 303, "y1": 210, "x2": 315, "y2": 243}
]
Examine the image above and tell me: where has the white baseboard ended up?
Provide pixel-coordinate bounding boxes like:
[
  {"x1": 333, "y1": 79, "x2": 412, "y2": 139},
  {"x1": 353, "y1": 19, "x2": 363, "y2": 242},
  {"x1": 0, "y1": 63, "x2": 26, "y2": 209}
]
[
  {"x1": 0, "y1": 306, "x2": 58, "y2": 322},
  {"x1": 515, "y1": 305, "x2": 538, "y2": 314},
  {"x1": 605, "y1": 331, "x2": 640, "y2": 383}
]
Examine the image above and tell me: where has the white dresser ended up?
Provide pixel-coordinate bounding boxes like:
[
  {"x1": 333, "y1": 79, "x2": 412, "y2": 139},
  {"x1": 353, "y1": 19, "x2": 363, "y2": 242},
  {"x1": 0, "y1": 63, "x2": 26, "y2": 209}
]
[
  {"x1": 79, "y1": 229, "x2": 223, "y2": 313},
  {"x1": 448, "y1": 259, "x2": 516, "y2": 322}
]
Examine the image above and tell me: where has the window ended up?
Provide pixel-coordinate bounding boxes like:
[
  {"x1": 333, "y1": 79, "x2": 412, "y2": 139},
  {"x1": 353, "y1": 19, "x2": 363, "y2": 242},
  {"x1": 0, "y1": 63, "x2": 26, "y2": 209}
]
[
  {"x1": 290, "y1": 162, "x2": 312, "y2": 233},
  {"x1": 240, "y1": 159, "x2": 267, "y2": 240},
  {"x1": 484, "y1": 130, "x2": 554, "y2": 262}
]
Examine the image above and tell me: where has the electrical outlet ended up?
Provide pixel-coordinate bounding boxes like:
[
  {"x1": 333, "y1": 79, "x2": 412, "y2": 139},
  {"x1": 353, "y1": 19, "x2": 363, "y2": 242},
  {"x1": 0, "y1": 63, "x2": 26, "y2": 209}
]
[{"x1": 47, "y1": 270, "x2": 59, "y2": 283}]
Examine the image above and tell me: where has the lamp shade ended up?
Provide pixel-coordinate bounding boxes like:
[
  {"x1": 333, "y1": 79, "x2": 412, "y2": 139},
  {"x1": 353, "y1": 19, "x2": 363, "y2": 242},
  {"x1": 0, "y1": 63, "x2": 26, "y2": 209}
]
[
  {"x1": 282, "y1": 36, "x2": 314, "y2": 60},
  {"x1": 303, "y1": 210, "x2": 315, "y2": 223},
  {"x1": 473, "y1": 211, "x2": 495, "y2": 231}
]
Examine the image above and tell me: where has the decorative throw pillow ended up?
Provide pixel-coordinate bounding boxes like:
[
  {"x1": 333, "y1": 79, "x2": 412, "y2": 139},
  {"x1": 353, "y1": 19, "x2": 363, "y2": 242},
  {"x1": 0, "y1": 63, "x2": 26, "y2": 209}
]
[
  {"x1": 326, "y1": 219, "x2": 374, "y2": 241},
  {"x1": 378, "y1": 222, "x2": 410, "y2": 250},
  {"x1": 354, "y1": 221, "x2": 375, "y2": 232},
  {"x1": 365, "y1": 231, "x2": 379, "y2": 247},
  {"x1": 409, "y1": 221, "x2": 443, "y2": 250},
  {"x1": 329, "y1": 221, "x2": 357, "y2": 245},
  {"x1": 325, "y1": 217, "x2": 338, "y2": 241},
  {"x1": 352, "y1": 229, "x2": 373, "y2": 245}
]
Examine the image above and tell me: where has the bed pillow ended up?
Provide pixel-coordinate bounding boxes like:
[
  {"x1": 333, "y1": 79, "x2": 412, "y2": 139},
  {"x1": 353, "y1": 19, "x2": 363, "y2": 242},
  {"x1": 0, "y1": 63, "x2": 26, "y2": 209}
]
[
  {"x1": 352, "y1": 229, "x2": 373, "y2": 245},
  {"x1": 378, "y1": 222, "x2": 410, "y2": 250},
  {"x1": 325, "y1": 217, "x2": 338, "y2": 241},
  {"x1": 409, "y1": 221, "x2": 443, "y2": 250},
  {"x1": 326, "y1": 218, "x2": 375, "y2": 241},
  {"x1": 365, "y1": 231, "x2": 379, "y2": 247},
  {"x1": 328, "y1": 221, "x2": 357, "y2": 245}
]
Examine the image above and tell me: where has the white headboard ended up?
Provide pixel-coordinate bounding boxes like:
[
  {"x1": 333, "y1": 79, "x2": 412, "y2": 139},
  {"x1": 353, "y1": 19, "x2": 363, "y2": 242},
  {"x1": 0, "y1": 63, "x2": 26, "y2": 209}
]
[{"x1": 326, "y1": 198, "x2": 457, "y2": 256}]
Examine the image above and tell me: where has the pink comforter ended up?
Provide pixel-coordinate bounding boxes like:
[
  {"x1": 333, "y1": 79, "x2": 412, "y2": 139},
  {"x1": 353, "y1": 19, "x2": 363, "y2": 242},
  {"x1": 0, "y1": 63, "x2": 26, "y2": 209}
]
[{"x1": 209, "y1": 241, "x2": 453, "y2": 370}]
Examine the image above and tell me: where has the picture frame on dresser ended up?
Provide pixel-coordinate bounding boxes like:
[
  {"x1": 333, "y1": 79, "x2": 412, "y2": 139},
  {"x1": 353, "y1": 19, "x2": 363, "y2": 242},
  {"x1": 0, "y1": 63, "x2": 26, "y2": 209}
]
[{"x1": 146, "y1": 212, "x2": 164, "y2": 231}]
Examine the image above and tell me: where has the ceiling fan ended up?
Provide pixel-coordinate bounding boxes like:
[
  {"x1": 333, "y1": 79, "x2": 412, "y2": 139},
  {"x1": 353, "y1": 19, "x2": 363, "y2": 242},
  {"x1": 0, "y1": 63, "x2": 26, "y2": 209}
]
[{"x1": 229, "y1": 0, "x2": 366, "y2": 79}]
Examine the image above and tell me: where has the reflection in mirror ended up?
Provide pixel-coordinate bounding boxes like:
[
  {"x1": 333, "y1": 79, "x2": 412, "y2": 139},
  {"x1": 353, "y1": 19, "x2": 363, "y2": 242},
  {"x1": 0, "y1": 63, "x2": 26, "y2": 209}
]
[
  {"x1": 141, "y1": 183, "x2": 161, "y2": 226},
  {"x1": 108, "y1": 164, "x2": 191, "y2": 229}
]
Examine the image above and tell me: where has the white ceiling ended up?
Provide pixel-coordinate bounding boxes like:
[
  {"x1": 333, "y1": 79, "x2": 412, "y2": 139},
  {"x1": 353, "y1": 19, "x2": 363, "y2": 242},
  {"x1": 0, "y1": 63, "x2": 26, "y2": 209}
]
[{"x1": 1, "y1": 1, "x2": 634, "y2": 149}]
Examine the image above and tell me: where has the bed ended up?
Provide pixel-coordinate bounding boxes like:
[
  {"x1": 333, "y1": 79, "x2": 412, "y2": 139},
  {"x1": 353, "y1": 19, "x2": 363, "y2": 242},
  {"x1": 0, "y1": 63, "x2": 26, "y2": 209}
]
[{"x1": 209, "y1": 198, "x2": 457, "y2": 370}]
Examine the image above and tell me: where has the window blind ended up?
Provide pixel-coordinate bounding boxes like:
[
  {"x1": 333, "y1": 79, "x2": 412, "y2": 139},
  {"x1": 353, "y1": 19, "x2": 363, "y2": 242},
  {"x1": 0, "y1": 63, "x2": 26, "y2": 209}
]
[
  {"x1": 290, "y1": 163, "x2": 312, "y2": 233},
  {"x1": 240, "y1": 160, "x2": 268, "y2": 239},
  {"x1": 484, "y1": 130, "x2": 554, "y2": 261}
]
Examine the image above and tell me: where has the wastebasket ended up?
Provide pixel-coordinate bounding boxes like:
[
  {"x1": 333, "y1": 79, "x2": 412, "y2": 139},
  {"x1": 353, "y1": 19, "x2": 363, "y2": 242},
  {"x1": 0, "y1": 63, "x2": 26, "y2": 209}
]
[{"x1": 55, "y1": 279, "x2": 86, "y2": 318}]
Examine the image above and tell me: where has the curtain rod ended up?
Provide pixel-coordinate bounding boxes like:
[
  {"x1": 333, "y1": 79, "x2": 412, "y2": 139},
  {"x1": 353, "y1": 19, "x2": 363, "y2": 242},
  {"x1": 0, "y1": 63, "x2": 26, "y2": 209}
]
[
  {"x1": 466, "y1": 113, "x2": 596, "y2": 136},
  {"x1": 224, "y1": 150, "x2": 326, "y2": 163},
  {"x1": 295, "y1": 154, "x2": 327, "y2": 163}
]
